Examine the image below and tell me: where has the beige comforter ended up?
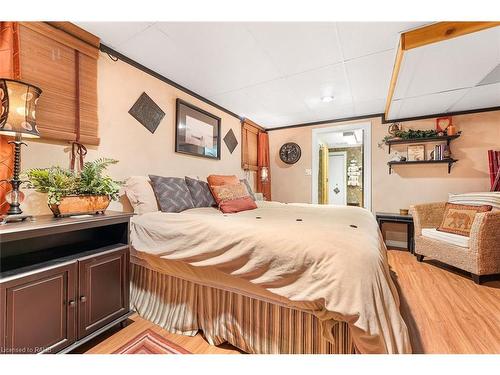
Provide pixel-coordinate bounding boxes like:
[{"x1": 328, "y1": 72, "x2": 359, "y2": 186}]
[{"x1": 130, "y1": 201, "x2": 411, "y2": 354}]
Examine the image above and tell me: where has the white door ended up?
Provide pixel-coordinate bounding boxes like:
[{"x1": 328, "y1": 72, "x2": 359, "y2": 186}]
[{"x1": 328, "y1": 152, "x2": 346, "y2": 205}]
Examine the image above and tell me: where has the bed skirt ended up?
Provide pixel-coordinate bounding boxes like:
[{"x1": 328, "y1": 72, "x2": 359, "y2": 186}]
[{"x1": 130, "y1": 263, "x2": 355, "y2": 354}]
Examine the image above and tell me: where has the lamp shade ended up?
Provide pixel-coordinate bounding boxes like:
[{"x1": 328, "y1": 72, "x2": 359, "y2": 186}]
[{"x1": 0, "y1": 78, "x2": 42, "y2": 138}]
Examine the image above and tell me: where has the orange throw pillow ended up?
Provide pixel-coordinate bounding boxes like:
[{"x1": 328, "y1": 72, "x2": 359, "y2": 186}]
[
  {"x1": 437, "y1": 203, "x2": 492, "y2": 237},
  {"x1": 219, "y1": 196, "x2": 257, "y2": 213},
  {"x1": 210, "y1": 182, "x2": 248, "y2": 204},
  {"x1": 207, "y1": 174, "x2": 240, "y2": 187}
]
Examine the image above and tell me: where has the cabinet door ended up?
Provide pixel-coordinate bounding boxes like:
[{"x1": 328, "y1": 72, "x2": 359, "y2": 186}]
[
  {"x1": 0, "y1": 263, "x2": 77, "y2": 354},
  {"x1": 77, "y1": 247, "x2": 129, "y2": 339}
]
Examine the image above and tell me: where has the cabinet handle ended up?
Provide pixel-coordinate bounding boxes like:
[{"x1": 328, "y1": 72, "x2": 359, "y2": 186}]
[
  {"x1": 80, "y1": 296, "x2": 87, "y2": 303},
  {"x1": 68, "y1": 300, "x2": 76, "y2": 307}
]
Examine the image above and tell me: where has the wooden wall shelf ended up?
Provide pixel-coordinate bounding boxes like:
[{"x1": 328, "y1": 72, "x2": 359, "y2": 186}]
[
  {"x1": 388, "y1": 159, "x2": 458, "y2": 174},
  {"x1": 385, "y1": 134, "x2": 461, "y2": 154}
]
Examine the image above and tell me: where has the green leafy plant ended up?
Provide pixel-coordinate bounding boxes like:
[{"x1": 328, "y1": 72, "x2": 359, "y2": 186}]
[
  {"x1": 381, "y1": 129, "x2": 440, "y2": 145},
  {"x1": 25, "y1": 158, "x2": 121, "y2": 205}
]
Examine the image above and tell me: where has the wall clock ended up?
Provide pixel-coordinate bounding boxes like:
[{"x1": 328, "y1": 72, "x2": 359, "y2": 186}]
[{"x1": 279, "y1": 142, "x2": 301, "y2": 164}]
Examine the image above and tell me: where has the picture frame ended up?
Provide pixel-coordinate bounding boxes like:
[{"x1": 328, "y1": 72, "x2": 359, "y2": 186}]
[
  {"x1": 175, "y1": 98, "x2": 221, "y2": 160},
  {"x1": 407, "y1": 144, "x2": 425, "y2": 161}
]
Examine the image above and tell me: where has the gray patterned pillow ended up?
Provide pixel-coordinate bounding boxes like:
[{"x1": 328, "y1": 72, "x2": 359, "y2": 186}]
[
  {"x1": 185, "y1": 176, "x2": 216, "y2": 208},
  {"x1": 240, "y1": 179, "x2": 256, "y2": 201},
  {"x1": 149, "y1": 175, "x2": 195, "y2": 213}
]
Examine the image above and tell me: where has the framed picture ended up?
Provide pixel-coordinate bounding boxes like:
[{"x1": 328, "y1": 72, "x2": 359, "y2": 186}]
[
  {"x1": 436, "y1": 116, "x2": 452, "y2": 133},
  {"x1": 407, "y1": 144, "x2": 425, "y2": 161},
  {"x1": 175, "y1": 99, "x2": 221, "y2": 159}
]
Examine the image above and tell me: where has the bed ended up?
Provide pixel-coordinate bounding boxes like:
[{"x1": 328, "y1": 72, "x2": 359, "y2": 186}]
[{"x1": 129, "y1": 200, "x2": 411, "y2": 354}]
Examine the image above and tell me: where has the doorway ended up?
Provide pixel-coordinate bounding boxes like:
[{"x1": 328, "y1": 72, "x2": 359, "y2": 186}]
[
  {"x1": 328, "y1": 151, "x2": 347, "y2": 205},
  {"x1": 312, "y1": 122, "x2": 371, "y2": 210}
]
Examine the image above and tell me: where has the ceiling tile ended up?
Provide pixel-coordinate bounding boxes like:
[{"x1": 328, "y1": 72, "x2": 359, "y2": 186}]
[
  {"x1": 245, "y1": 23, "x2": 342, "y2": 76},
  {"x1": 396, "y1": 89, "x2": 469, "y2": 119},
  {"x1": 398, "y1": 26, "x2": 500, "y2": 99},
  {"x1": 154, "y1": 22, "x2": 281, "y2": 96},
  {"x1": 353, "y1": 98, "x2": 386, "y2": 116},
  {"x1": 75, "y1": 22, "x2": 155, "y2": 48},
  {"x1": 345, "y1": 50, "x2": 395, "y2": 102},
  {"x1": 337, "y1": 22, "x2": 428, "y2": 60},
  {"x1": 450, "y1": 83, "x2": 500, "y2": 112}
]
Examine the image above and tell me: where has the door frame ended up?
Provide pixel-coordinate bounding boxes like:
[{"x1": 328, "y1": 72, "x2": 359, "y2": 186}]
[
  {"x1": 328, "y1": 151, "x2": 347, "y2": 205},
  {"x1": 311, "y1": 122, "x2": 372, "y2": 210}
]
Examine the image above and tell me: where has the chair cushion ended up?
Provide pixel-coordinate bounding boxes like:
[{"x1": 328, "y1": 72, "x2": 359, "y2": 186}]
[
  {"x1": 422, "y1": 228, "x2": 470, "y2": 248},
  {"x1": 437, "y1": 203, "x2": 492, "y2": 236},
  {"x1": 185, "y1": 176, "x2": 216, "y2": 208},
  {"x1": 149, "y1": 175, "x2": 195, "y2": 213},
  {"x1": 124, "y1": 176, "x2": 159, "y2": 214}
]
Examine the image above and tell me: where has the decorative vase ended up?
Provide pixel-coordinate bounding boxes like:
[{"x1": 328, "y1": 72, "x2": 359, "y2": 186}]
[
  {"x1": 49, "y1": 195, "x2": 111, "y2": 217},
  {"x1": 447, "y1": 125, "x2": 457, "y2": 136}
]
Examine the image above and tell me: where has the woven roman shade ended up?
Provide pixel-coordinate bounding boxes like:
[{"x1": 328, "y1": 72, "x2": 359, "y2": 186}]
[{"x1": 16, "y1": 22, "x2": 100, "y2": 145}]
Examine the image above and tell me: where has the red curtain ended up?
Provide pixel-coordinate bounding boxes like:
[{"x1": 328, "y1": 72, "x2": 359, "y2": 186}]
[
  {"x1": 257, "y1": 132, "x2": 271, "y2": 201},
  {"x1": 488, "y1": 150, "x2": 500, "y2": 191},
  {"x1": 0, "y1": 22, "x2": 20, "y2": 214}
]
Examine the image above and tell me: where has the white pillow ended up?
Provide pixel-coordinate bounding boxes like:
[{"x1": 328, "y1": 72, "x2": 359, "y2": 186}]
[
  {"x1": 448, "y1": 192, "x2": 500, "y2": 211},
  {"x1": 124, "y1": 176, "x2": 159, "y2": 214}
]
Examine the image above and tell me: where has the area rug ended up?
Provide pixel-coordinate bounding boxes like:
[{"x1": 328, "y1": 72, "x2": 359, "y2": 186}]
[{"x1": 113, "y1": 329, "x2": 191, "y2": 354}]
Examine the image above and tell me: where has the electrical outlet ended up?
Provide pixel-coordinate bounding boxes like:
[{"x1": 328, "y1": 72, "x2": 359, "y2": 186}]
[{"x1": 305, "y1": 169, "x2": 312, "y2": 176}]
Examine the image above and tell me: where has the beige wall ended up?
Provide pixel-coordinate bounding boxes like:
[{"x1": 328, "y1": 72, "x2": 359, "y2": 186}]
[
  {"x1": 269, "y1": 111, "x2": 500, "y2": 213},
  {"x1": 21, "y1": 52, "x2": 243, "y2": 214}
]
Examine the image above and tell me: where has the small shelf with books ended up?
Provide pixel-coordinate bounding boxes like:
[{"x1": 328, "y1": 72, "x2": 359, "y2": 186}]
[{"x1": 385, "y1": 132, "x2": 461, "y2": 175}]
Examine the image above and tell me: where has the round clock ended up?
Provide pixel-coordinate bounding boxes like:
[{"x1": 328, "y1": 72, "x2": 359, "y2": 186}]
[{"x1": 279, "y1": 142, "x2": 301, "y2": 164}]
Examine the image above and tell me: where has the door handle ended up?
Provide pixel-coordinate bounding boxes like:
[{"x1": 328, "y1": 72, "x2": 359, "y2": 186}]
[
  {"x1": 80, "y1": 296, "x2": 87, "y2": 303},
  {"x1": 68, "y1": 300, "x2": 76, "y2": 307}
]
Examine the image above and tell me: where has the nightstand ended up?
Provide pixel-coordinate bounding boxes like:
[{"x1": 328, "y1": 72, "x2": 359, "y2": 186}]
[
  {"x1": 376, "y1": 212, "x2": 415, "y2": 253},
  {"x1": 0, "y1": 211, "x2": 133, "y2": 354}
]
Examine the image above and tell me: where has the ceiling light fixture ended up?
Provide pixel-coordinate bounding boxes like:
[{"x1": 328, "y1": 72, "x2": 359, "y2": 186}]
[{"x1": 321, "y1": 95, "x2": 334, "y2": 103}]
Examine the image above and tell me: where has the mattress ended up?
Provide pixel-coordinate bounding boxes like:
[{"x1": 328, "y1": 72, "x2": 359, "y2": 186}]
[{"x1": 130, "y1": 201, "x2": 411, "y2": 354}]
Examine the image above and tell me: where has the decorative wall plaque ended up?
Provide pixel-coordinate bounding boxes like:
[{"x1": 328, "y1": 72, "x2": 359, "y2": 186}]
[
  {"x1": 128, "y1": 92, "x2": 165, "y2": 133},
  {"x1": 223, "y1": 128, "x2": 238, "y2": 154}
]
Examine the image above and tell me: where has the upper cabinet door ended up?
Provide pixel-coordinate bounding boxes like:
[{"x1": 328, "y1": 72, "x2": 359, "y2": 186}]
[
  {"x1": 77, "y1": 247, "x2": 129, "y2": 339},
  {"x1": 1, "y1": 262, "x2": 77, "y2": 354}
]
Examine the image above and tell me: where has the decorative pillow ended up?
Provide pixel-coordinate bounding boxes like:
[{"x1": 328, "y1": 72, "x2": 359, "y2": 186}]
[
  {"x1": 211, "y1": 182, "x2": 249, "y2": 203},
  {"x1": 219, "y1": 196, "x2": 257, "y2": 213},
  {"x1": 448, "y1": 192, "x2": 500, "y2": 211},
  {"x1": 207, "y1": 174, "x2": 240, "y2": 187},
  {"x1": 437, "y1": 203, "x2": 492, "y2": 237},
  {"x1": 149, "y1": 175, "x2": 195, "y2": 213},
  {"x1": 185, "y1": 176, "x2": 216, "y2": 208},
  {"x1": 240, "y1": 178, "x2": 256, "y2": 201},
  {"x1": 124, "y1": 176, "x2": 159, "y2": 214}
]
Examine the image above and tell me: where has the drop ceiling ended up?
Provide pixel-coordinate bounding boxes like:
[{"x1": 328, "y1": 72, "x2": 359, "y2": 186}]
[
  {"x1": 387, "y1": 25, "x2": 500, "y2": 120},
  {"x1": 74, "y1": 22, "x2": 500, "y2": 128}
]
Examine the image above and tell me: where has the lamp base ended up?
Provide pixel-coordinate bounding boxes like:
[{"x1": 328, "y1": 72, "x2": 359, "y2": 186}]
[{"x1": 1, "y1": 213, "x2": 34, "y2": 225}]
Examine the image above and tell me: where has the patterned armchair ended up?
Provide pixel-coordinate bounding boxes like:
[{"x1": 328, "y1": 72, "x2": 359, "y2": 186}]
[{"x1": 411, "y1": 202, "x2": 500, "y2": 284}]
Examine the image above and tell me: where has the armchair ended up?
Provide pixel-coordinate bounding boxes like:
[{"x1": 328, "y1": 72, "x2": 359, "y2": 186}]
[{"x1": 411, "y1": 202, "x2": 500, "y2": 284}]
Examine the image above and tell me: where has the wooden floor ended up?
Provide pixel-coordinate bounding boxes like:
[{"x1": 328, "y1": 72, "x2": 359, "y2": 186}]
[{"x1": 78, "y1": 249, "x2": 500, "y2": 354}]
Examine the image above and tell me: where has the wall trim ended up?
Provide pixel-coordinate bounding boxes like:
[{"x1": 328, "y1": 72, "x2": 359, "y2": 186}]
[
  {"x1": 267, "y1": 113, "x2": 383, "y2": 131},
  {"x1": 381, "y1": 105, "x2": 500, "y2": 124},
  {"x1": 99, "y1": 44, "x2": 242, "y2": 121}
]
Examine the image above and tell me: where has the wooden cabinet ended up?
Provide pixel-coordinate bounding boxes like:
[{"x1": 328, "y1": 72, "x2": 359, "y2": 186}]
[
  {"x1": 0, "y1": 212, "x2": 132, "y2": 354},
  {"x1": 78, "y1": 247, "x2": 129, "y2": 339},
  {"x1": 1, "y1": 263, "x2": 77, "y2": 354}
]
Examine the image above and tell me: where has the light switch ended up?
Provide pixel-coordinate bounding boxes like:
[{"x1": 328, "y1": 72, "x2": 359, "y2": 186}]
[{"x1": 305, "y1": 169, "x2": 312, "y2": 176}]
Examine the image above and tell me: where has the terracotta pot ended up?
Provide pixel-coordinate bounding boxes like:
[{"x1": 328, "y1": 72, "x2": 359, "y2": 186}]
[{"x1": 49, "y1": 195, "x2": 111, "y2": 217}]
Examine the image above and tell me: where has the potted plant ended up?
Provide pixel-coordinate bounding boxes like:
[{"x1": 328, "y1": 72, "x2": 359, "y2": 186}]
[{"x1": 25, "y1": 158, "x2": 121, "y2": 217}]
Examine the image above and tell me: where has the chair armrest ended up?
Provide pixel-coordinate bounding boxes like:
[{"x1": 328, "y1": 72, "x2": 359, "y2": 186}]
[
  {"x1": 470, "y1": 211, "x2": 500, "y2": 275},
  {"x1": 410, "y1": 202, "x2": 446, "y2": 236}
]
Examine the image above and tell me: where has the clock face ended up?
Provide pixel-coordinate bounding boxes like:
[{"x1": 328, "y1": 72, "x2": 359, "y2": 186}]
[{"x1": 279, "y1": 142, "x2": 301, "y2": 164}]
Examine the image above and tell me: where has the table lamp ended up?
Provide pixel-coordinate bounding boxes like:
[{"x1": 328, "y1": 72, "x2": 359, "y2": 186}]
[{"x1": 0, "y1": 78, "x2": 42, "y2": 222}]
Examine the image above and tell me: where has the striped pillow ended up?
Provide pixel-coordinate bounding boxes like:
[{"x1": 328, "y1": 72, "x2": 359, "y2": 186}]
[{"x1": 448, "y1": 192, "x2": 500, "y2": 211}]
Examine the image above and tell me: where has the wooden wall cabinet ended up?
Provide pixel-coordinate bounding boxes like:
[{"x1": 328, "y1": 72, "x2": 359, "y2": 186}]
[{"x1": 0, "y1": 212, "x2": 132, "y2": 354}]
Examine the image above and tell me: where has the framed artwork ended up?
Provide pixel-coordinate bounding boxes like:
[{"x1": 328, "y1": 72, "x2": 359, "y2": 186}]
[
  {"x1": 436, "y1": 116, "x2": 452, "y2": 133},
  {"x1": 175, "y1": 99, "x2": 221, "y2": 160},
  {"x1": 407, "y1": 144, "x2": 425, "y2": 161}
]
